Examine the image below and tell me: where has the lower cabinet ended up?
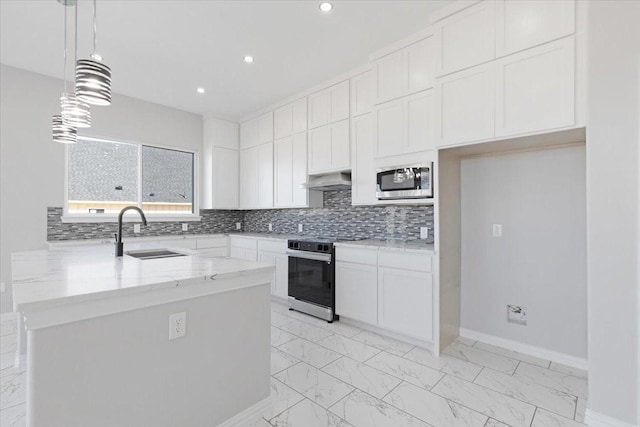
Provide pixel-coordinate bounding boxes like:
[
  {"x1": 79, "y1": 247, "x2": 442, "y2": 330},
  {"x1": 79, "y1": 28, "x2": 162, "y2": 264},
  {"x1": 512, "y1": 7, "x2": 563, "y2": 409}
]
[
  {"x1": 378, "y1": 266, "x2": 433, "y2": 342},
  {"x1": 335, "y1": 261, "x2": 377, "y2": 324},
  {"x1": 258, "y1": 251, "x2": 289, "y2": 299},
  {"x1": 230, "y1": 247, "x2": 257, "y2": 261}
]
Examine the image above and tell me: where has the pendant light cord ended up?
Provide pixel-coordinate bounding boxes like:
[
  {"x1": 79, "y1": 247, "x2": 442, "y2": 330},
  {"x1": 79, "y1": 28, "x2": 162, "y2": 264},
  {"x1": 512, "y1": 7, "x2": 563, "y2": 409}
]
[
  {"x1": 92, "y1": 0, "x2": 97, "y2": 57},
  {"x1": 74, "y1": 1, "x2": 78, "y2": 86},
  {"x1": 63, "y1": 5, "x2": 68, "y2": 93}
]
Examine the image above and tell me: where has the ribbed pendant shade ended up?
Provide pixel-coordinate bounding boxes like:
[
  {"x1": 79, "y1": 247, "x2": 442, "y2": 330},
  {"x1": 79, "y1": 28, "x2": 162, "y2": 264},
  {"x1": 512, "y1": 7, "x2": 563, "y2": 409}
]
[
  {"x1": 52, "y1": 115, "x2": 77, "y2": 144},
  {"x1": 61, "y1": 92, "x2": 91, "y2": 128},
  {"x1": 76, "y1": 59, "x2": 112, "y2": 105}
]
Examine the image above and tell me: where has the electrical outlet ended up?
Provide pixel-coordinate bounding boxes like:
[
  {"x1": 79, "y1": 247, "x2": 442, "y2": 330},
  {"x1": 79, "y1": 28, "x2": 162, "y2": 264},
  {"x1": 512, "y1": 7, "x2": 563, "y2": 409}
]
[
  {"x1": 268, "y1": 223, "x2": 273, "y2": 232},
  {"x1": 0, "y1": 282, "x2": 5, "y2": 293},
  {"x1": 420, "y1": 227, "x2": 429, "y2": 239},
  {"x1": 134, "y1": 224, "x2": 141, "y2": 233},
  {"x1": 182, "y1": 223, "x2": 188, "y2": 232},
  {"x1": 493, "y1": 224, "x2": 503, "y2": 237},
  {"x1": 507, "y1": 305, "x2": 527, "y2": 325},
  {"x1": 169, "y1": 312, "x2": 187, "y2": 340},
  {"x1": 298, "y1": 224, "x2": 303, "y2": 233},
  {"x1": 236, "y1": 222, "x2": 241, "y2": 230}
]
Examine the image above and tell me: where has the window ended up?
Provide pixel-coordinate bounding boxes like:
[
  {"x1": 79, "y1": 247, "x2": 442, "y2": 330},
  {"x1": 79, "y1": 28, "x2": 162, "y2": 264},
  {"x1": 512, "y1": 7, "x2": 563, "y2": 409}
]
[{"x1": 66, "y1": 137, "x2": 196, "y2": 218}]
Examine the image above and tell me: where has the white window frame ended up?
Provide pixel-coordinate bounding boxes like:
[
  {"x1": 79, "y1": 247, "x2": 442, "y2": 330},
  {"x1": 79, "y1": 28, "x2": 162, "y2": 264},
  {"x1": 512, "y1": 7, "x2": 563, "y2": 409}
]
[{"x1": 61, "y1": 135, "x2": 201, "y2": 223}]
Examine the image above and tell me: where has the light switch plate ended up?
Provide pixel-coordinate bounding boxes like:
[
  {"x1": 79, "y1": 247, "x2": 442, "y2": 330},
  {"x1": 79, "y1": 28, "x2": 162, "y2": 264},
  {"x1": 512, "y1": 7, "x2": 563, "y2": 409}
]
[
  {"x1": 236, "y1": 222, "x2": 241, "y2": 230},
  {"x1": 420, "y1": 227, "x2": 429, "y2": 239},
  {"x1": 182, "y1": 223, "x2": 188, "y2": 232},
  {"x1": 268, "y1": 223, "x2": 273, "y2": 232},
  {"x1": 134, "y1": 224, "x2": 141, "y2": 233},
  {"x1": 298, "y1": 224, "x2": 303, "y2": 233}
]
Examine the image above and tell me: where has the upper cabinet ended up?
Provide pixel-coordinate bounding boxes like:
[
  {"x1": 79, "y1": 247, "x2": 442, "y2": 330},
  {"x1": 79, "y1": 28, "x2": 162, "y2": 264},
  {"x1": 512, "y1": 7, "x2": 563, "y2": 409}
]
[
  {"x1": 308, "y1": 81, "x2": 350, "y2": 129},
  {"x1": 204, "y1": 118, "x2": 239, "y2": 150},
  {"x1": 202, "y1": 117, "x2": 239, "y2": 209},
  {"x1": 308, "y1": 119, "x2": 350, "y2": 174},
  {"x1": 274, "y1": 133, "x2": 321, "y2": 208},
  {"x1": 496, "y1": 0, "x2": 575, "y2": 57},
  {"x1": 274, "y1": 98, "x2": 307, "y2": 139},
  {"x1": 350, "y1": 71, "x2": 373, "y2": 118},
  {"x1": 433, "y1": 0, "x2": 496, "y2": 77},
  {"x1": 373, "y1": 36, "x2": 435, "y2": 105},
  {"x1": 240, "y1": 142, "x2": 273, "y2": 209},
  {"x1": 240, "y1": 112, "x2": 273, "y2": 149}
]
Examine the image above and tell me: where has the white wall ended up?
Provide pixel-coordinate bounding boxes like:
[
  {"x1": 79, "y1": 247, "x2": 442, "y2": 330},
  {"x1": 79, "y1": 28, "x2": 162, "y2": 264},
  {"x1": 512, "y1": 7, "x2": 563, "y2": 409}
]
[
  {"x1": 586, "y1": 1, "x2": 639, "y2": 425},
  {"x1": 460, "y1": 145, "x2": 587, "y2": 359},
  {"x1": 0, "y1": 64, "x2": 203, "y2": 313}
]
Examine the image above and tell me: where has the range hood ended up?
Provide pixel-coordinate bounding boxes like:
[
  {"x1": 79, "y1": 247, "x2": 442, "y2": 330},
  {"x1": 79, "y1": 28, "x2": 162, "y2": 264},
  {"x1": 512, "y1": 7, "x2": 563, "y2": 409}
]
[{"x1": 301, "y1": 173, "x2": 352, "y2": 191}]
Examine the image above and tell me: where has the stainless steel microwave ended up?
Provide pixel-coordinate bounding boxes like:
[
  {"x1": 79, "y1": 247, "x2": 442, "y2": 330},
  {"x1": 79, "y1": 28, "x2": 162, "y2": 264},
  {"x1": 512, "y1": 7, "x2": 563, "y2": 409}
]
[{"x1": 376, "y1": 163, "x2": 433, "y2": 200}]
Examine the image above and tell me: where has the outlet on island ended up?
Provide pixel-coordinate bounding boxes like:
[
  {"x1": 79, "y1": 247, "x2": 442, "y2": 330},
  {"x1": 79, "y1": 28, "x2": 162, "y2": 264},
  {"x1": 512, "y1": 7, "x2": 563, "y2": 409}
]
[{"x1": 169, "y1": 312, "x2": 187, "y2": 340}]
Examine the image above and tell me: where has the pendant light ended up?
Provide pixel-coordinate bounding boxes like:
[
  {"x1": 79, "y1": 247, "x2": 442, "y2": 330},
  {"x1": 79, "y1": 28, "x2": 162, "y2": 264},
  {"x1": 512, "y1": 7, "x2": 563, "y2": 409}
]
[
  {"x1": 61, "y1": 3, "x2": 91, "y2": 128},
  {"x1": 76, "y1": 0, "x2": 112, "y2": 106},
  {"x1": 53, "y1": 3, "x2": 79, "y2": 143}
]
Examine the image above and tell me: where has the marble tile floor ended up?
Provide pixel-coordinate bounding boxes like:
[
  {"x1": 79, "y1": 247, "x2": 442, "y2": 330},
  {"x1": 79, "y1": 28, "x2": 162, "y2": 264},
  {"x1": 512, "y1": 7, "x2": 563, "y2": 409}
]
[{"x1": 0, "y1": 304, "x2": 589, "y2": 427}]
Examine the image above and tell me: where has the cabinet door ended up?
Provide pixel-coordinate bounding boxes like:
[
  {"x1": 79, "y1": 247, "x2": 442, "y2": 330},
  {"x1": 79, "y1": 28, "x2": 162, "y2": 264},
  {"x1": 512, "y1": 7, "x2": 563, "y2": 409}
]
[
  {"x1": 274, "y1": 103, "x2": 293, "y2": 140},
  {"x1": 240, "y1": 146, "x2": 257, "y2": 209},
  {"x1": 336, "y1": 262, "x2": 377, "y2": 325},
  {"x1": 230, "y1": 247, "x2": 257, "y2": 261},
  {"x1": 330, "y1": 119, "x2": 350, "y2": 171},
  {"x1": 351, "y1": 71, "x2": 373, "y2": 118},
  {"x1": 258, "y1": 252, "x2": 277, "y2": 295},
  {"x1": 373, "y1": 97, "x2": 404, "y2": 158},
  {"x1": 204, "y1": 118, "x2": 238, "y2": 150},
  {"x1": 291, "y1": 98, "x2": 308, "y2": 134},
  {"x1": 495, "y1": 37, "x2": 575, "y2": 137},
  {"x1": 257, "y1": 112, "x2": 274, "y2": 144},
  {"x1": 240, "y1": 118, "x2": 258, "y2": 149},
  {"x1": 257, "y1": 142, "x2": 274, "y2": 208},
  {"x1": 291, "y1": 133, "x2": 309, "y2": 206},
  {"x1": 434, "y1": 0, "x2": 496, "y2": 76},
  {"x1": 435, "y1": 62, "x2": 495, "y2": 146},
  {"x1": 374, "y1": 49, "x2": 405, "y2": 104},
  {"x1": 274, "y1": 254, "x2": 289, "y2": 299},
  {"x1": 330, "y1": 80, "x2": 350, "y2": 123},
  {"x1": 351, "y1": 114, "x2": 377, "y2": 206},
  {"x1": 212, "y1": 147, "x2": 239, "y2": 209},
  {"x1": 308, "y1": 89, "x2": 330, "y2": 129},
  {"x1": 496, "y1": 0, "x2": 575, "y2": 57},
  {"x1": 378, "y1": 267, "x2": 433, "y2": 341},
  {"x1": 308, "y1": 125, "x2": 332, "y2": 173},
  {"x1": 406, "y1": 37, "x2": 435, "y2": 95},
  {"x1": 406, "y1": 90, "x2": 434, "y2": 153},
  {"x1": 274, "y1": 136, "x2": 293, "y2": 207}
]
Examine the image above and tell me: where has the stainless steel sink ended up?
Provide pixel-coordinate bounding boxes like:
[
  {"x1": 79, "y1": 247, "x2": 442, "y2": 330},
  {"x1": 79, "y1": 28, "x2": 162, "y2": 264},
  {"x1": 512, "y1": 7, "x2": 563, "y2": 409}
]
[{"x1": 125, "y1": 249, "x2": 187, "y2": 260}]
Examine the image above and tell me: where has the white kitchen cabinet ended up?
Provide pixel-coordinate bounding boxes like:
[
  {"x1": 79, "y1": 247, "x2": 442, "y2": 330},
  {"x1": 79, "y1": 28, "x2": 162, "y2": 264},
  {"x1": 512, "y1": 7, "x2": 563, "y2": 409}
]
[
  {"x1": 335, "y1": 261, "x2": 378, "y2": 324},
  {"x1": 496, "y1": 0, "x2": 575, "y2": 58},
  {"x1": 308, "y1": 80, "x2": 349, "y2": 129},
  {"x1": 240, "y1": 142, "x2": 273, "y2": 209},
  {"x1": 240, "y1": 112, "x2": 273, "y2": 149},
  {"x1": 275, "y1": 133, "x2": 321, "y2": 208},
  {"x1": 230, "y1": 247, "x2": 257, "y2": 261},
  {"x1": 196, "y1": 236, "x2": 229, "y2": 256},
  {"x1": 351, "y1": 113, "x2": 377, "y2": 206},
  {"x1": 259, "y1": 251, "x2": 288, "y2": 299},
  {"x1": 308, "y1": 119, "x2": 350, "y2": 174},
  {"x1": 374, "y1": 89, "x2": 434, "y2": 158},
  {"x1": 204, "y1": 118, "x2": 238, "y2": 150},
  {"x1": 229, "y1": 236, "x2": 258, "y2": 261},
  {"x1": 350, "y1": 71, "x2": 373, "y2": 118},
  {"x1": 275, "y1": 98, "x2": 307, "y2": 139},
  {"x1": 378, "y1": 266, "x2": 433, "y2": 341},
  {"x1": 202, "y1": 117, "x2": 240, "y2": 209},
  {"x1": 434, "y1": 0, "x2": 496, "y2": 77},
  {"x1": 373, "y1": 37, "x2": 434, "y2": 105},
  {"x1": 495, "y1": 37, "x2": 575, "y2": 137},
  {"x1": 435, "y1": 62, "x2": 495, "y2": 146},
  {"x1": 211, "y1": 147, "x2": 239, "y2": 209}
]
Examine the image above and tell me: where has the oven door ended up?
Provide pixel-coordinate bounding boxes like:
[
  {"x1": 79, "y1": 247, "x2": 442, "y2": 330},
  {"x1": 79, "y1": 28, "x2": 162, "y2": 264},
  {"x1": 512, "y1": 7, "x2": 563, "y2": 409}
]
[{"x1": 287, "y1": 250, "x2": 333, "y2": 308}]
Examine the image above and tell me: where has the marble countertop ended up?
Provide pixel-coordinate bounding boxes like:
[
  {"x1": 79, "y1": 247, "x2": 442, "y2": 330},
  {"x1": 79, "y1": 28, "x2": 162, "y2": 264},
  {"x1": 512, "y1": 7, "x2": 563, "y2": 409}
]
[
  {"x1": 46, "y1": 233, "x2": 228, "y2": 248},
  {"x1": 12, "y1": 243, "x2": 274, "y2": 314},
  {"x1": 334, "y1": 239, "x2": 435, "y2": 254},
  {"x1": 227, "y1": 232, "x2": 302, "y2": 241}
]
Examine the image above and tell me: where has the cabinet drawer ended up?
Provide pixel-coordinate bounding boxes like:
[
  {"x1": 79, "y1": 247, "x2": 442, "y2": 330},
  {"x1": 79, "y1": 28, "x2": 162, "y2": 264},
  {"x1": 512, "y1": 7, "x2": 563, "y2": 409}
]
[
  {"x1": 196, "y1": 237, "x2": 228, "y2": 249},
  {"x1": 229, "y1": 236, "x2": 258, "y2": 250},
  {"x1": 335, "y1": 246, "x2": 377, "y2": 265},
  {"x1": 258, "y1": 239, "x2": 287, "y2": 254},
  {"x1": 378, "y1": 251, "x2": 432, "y2": 272}
]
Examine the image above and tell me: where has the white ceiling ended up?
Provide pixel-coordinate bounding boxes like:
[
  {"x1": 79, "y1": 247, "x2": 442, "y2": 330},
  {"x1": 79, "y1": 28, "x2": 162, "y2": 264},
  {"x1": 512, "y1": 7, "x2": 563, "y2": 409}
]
[{"x1": 0, "y1": 0, "x2": 449, "y2": 120}]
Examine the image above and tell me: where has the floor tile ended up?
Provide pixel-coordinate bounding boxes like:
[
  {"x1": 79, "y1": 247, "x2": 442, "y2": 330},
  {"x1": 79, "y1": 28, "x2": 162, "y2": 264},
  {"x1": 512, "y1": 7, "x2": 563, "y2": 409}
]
[
  {"x1": 317, "y1": 334, "x2": 381, "y2": 363},
  {"x1": 0, "y1": 403, "x2": 26, "y2": 427},
  {"x1": 321, "y1": 357, "x2": 402, "y2": 399},
  {"x1": 473, "y1": 342, "x2": 551, "y2": 368},
  {"x1": 484, "y1": 419, "x2": 510, "y2": 426},
  {"x1": 442, "y1": 343, "x2": 519, "y2": 374},
  {"x1": 549, "y1": 362, "x2": 588, "y2": 380},
  {"x1": 384, "y1": 381, "x2": 488, "y2": 427},
  {"x1": 279, "y1": 320, "x2": 335, "y2": 342},
  {"x1": 329, "y1": 389, "x2": 429, "y2": 427},
  {"x1": 278, "y1": 339, "x2": 342, "y2": 369},
  {"x1": 271, "y1": 347, "x2": 300, "y2": 375},
  {"x1": 271, "y1": 327, "x2": 297, "y2": 347},
  {"x1": 455, "y1": 336, "x2": 477, "y2": 346},
  {"x1": 431, "y1": 375, "x2": 536, "y2": 427},
  {"x1": 1, "y1": 352, "x2": 16, "y2": 371},
  {"x1": 350, "y1": 331, "x2": 414, "y2": 356},
  {"x1": 272, "y1": 312, "x2": 296, "y2": 327},
  {"x1": 513, "y1": 363, "x2": 588, "y2": 399},
  {"x1": 531, "y1": 408, "x2": 587, "y2": 427},
  {"x1": 575, "y1": 398, "x2": 586, "y2": 423},
  {"x1": 365, "y1": 352, "x2": 443, "y2": 390},
  {"x1": 272, "y1": 398, "x2": 354, "y2": 427},
  {"x1": 274, "y1": 363, "x2": 354, "y2": 409},
  {"x1": 240, "y1": 416, "x2": 273, "y2": 427},
  {"x1": 0, "y1": 335, "x2": 16, "y2": 355},
  {"x1": 270, "y1": 301, "x2": 290, "y2": 314},
  {"x1": 0, "y1": 366, "x2": 27, "y2": 411},
  {"x1": 474, "y1": 368, "x2": 577, "y2": 419},
  {"x1": 0, "y1": 315, "x2": 18, "y2": 337},
  {"x1": 404, "y1": 346, "x2": 483, "y2": 381},
  {"x1": 262, "y1": 378, "x2": 305, "y2": 420}
]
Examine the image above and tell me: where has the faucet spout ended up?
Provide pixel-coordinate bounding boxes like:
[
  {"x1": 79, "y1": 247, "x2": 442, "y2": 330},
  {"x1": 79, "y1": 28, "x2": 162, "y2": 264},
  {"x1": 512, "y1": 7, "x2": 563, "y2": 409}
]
[{"x1": 116, "y1": 206, "x2": 148, "y2": 257}]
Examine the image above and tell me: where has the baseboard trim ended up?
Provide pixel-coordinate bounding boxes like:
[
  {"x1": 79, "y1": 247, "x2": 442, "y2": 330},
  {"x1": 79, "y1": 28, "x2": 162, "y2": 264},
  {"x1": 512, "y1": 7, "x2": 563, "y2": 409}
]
[
  {"x1": 218, "y1": 396, "x2": 272, "y2": 427},
  {"x1": 339, "y1": 316, "x2": 435, "y2": 354},
  {"x1": 459, "y1": 327, "x2": 588, "y2": 370},
  {"x1": 584, "y1": 408, "x2": 637, "y2": 427}
]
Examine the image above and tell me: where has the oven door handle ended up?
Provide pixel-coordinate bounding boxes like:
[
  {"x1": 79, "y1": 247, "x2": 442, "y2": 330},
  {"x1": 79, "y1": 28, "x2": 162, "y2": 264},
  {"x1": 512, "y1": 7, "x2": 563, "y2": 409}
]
[{"x1": 286, "y1": 249, "x2": 332, "y2": 263}]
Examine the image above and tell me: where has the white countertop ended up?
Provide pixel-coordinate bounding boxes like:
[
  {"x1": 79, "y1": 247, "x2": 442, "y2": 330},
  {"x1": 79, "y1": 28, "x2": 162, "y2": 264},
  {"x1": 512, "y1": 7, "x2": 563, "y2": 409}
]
[
  {"x1": 46, "y1": 233, "x2": 228, "y2": 248},
  {"x1": 334, "y1": 239, "x2": 435, "y2": 254}
]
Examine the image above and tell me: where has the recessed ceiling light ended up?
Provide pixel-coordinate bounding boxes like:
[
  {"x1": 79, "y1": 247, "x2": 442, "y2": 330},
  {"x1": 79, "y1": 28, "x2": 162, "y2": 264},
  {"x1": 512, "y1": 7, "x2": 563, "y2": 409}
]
[
  {"x1": 243, "y1": 55, "x2": 254, "y2": 64},
  {"x1": 319, "y1": 2, "x2": 333, "y2": 12},
  {"x1": 196, "y1": 87, "x2": 205, "y2": 94}
]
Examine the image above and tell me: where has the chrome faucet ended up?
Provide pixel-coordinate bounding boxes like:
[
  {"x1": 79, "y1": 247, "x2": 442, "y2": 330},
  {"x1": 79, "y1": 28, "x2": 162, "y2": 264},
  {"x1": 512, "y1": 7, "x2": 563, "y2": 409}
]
[{"x1": 115, "y1": 206, "x2": 148, "y2": 257}]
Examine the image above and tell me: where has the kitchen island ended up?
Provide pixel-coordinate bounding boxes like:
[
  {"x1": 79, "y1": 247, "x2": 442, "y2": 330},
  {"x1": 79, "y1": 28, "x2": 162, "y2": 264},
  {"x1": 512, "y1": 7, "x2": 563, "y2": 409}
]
[{"x1": 11, "y1": 245, "x2": 274, "y2": 427}]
